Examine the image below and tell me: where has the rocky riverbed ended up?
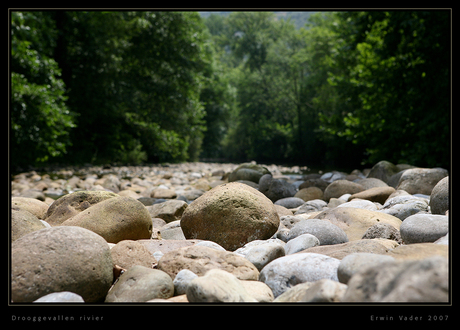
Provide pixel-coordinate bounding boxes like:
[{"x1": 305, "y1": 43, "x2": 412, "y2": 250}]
[{"x1": 10, "y1": 160, "x2": 449, "y2": 303}]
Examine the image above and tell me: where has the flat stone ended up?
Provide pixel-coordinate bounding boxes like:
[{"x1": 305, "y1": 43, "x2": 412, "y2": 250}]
[
  {"x1": 297, "y1": 239, "x2": 391, "y2": 260},
  {"x1": 157, "y1": 245, "x2": 259, "y2": 281}
]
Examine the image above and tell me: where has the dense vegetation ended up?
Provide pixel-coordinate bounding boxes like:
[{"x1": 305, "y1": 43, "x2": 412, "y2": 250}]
[{"x1": 10, "y1": 10, "x2": 450, "y2": 171}]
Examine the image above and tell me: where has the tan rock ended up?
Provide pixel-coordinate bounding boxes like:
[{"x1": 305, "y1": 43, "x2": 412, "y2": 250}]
[
  {"x1": 385, "y1": 243, "x2": 448, "y2": 261},
  {"x1": 157, "y1": 245, "x2": 259, "y2": 281},
  {"x1": 349, "y1": 186, "x2": 396, "y2": 204},
  {"x1": 297, "y1": 239, "x2": 391, "y2": 260},
  {"x1": 310, "y1": 207, "x2": 402, "y2": 241},
  {"x1": 152, "y1": 188, "x2": 177, "y2": 199},
  {"x1": 180, "y1": 182, "x2": 280, "y2": 251},
  {"x1": 12, "y1": 226, "x2": 113, "y2": 303},
  {"x1": 186, "y1": 269, "x2": 257, "y2": 302},
  {"x1": 294, "y1": 187, "x2": 324, "y2": 202},
  {"x1": 44, "y1": 190, "x2": 118, "y2": 225},
  {"x1": 146, "y1": 200, "x2": 188, "y2": 223},
  {"x1": 110, "y1": 240, "x2": 158, "y2": 270},
  {"x1": 12, "y1": 197, "x2": 49, "y2": 220},
  {"x1": 323, "y1": 180, "x2": 365, "y2": 201},
  {"x1": 60, "y1": 196, "x2": 152, "y2": 243},
  {"x1": 11, "y1": 208, "x2": 46, "y2": 242}
]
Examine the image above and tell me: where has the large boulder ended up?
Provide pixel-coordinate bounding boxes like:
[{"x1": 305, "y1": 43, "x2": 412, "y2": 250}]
[
  {"x1": 44, "y1": 190, "x2": 118, "y2": 225},
  {"x1": 228, "y1": 163, "x2": 271, "y2": 184},
  {"x1": 11, "y1": 226, "x2": 113, "y2": 302},
  {"x1": 180, "y1": 182, "x2": 280, "y2": 251},
  {"x1": 396, "y1": 168, "x2": 448, "y2": 195},
  {"x1": 430, "y1": 176, "x2": 449, "y2": 215},
  {"x1": 157, "y1": 245, "x2": 259, "y2": 281},
  {"x1": 60, "y1": 196, "x2": 152, "y2": 243}
]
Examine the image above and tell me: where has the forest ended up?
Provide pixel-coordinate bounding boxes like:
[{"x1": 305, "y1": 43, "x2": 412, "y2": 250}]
[{"x1": 10, "y1": 10, "x2": 450, "y2": 171}]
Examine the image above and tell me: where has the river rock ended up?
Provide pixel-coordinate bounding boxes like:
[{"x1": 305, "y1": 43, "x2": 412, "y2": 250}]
[
  {"x1": 311, "y1": 207, "x2": 402, "y2": 241},
  {"x1": 12, "y1": 197, "x2": 49, "y2": 219},
  {"x1": 105, "y1": 265, "x2": 174, "y2": 302},
  {"x1": 378, "y1": 195, "x2": 429, "y2": 220},
  {"x1": 299, "y1": 177, "x2": 329, "y2": 191},
  {"x1": 399, "y1": 214, "x2": 449, "y2": 244},
  {"x1": 348, "y1": 186, "x2": 395, "y2": 204},
  {"x1": 273, "y1": 282, "x2": 314, "y2": 302},
  {"x1": 284, "y1": 233, "x2": 320, "y2": 254},
  {"x1": 173, "y1": 269, "x2": 198, "y2": 295},
  {"x1": 233, "y1": 239, "x2": 285, "y2": 271},
  {"x1": 274, "y1": 197, "x2": 306, "y2": 209},
  {"x1": 355, "y1": 178, "x2": 388, "y2": 189},
  {"x1": 342, "y1": 256, "x2": 448, "y2": 302},
  {"x1": 366, "y1": 161, "x2": 399, "y2": 183},
  {"x1": 240, "y1": 280, "x2": 274, "y2": 302},
  {"x1": 430, "y1": 176, "x2": 449, "y2": 215},
  {"x1": 12, "y1": 226, "x2": 113, "y2": 302},
  {"x1": 186, "y1": 269, "x2": 257, "y2": 303},
  {"x1": 323, "y1": 180, "x2": 365, "y2": 200},
  {"x1": 258, "y1": 253, "x2": 340, "y2": 297},
  {"x1": 361, "y1": 223, "x2": 402, "y2": 243},
  {"x1": 60, "y1": 196, "x2": 152, "y2": 243},
  {"x1": 396, "y1": 167, "x2": 448, "y2": 195},
  {"x1": 34, "y1": 291, "x2": 85, "y2": 303},
  {"x1": 291, "y1": 279, "x2": 347, "y2": 302},
  {"x1": 287, "y1": 219, "x2": 349, "y2": 245},
  {"x1": 279, "y1": 215, "x2": 304, "y2": 229},
  {"x1": 146, "y1": 200, "x2": 188, "y2": 223},
  {"x1": 299, "y1": 239, "x2": 390, "y2": 260},
  {"x1": 228, "y1": 163, "x2": 271, "y2": 183},
  {"x1": 110, "y1": 240, "x2": 158, "y2": 270},
  {"x1": 11, "y1": 208, "x2": 46, "y2": 242},
  {"x1": 385, "y1": 242, "x2": 448, "y2": 260},
  {"x1": 258, "y1": 174, "x2": 297, "y2": 202},
  {"x1": 44, "y1": 190, "x2": 118, "y2": 225},
  {"x1": 180, "y1": 182, "x2": 280, "y2": 251},
  {"x1": 294, "y1": 187, "x2": 324, "y2": 202},
  {"x1": 336, "y1": 199, "x2": 379, "y2": 211},
  {"x1": 320, "y1": 171, "x2": 348, "y2": 183},
  {"x1": 337, "y1": 253, "x2": 396, "y2": 284},
  {"x1": 294, "y1": 199, "x2": 327, "y2": 215},
  {"x1": 157, "y1": 245, "x2": 259, "y2": 280}
]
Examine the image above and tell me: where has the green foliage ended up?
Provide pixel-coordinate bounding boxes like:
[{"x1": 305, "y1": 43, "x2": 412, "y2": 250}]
[
  {"x1": 11, "y1": 12, "x2": 75, "y2": 167},
  {"x1": 318, "y1": 11, "x2": 450, "y2": 167},
  {"x1": 10, "y1": 10, "x2": 450, "y2": 170}
]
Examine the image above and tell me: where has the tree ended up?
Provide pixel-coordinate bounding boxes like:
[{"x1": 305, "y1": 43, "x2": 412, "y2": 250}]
[
  {"x1": 319, "y1": 11, "x2": 450, "y2": 167},
  {"x1": 52, "y1": 11, "x2": 211, "y2": 164},
  {"x1": 11, "y1": 11, "x2": 75, "y2": 169}
]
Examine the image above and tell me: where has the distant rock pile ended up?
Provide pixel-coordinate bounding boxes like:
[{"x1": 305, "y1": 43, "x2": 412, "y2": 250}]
[{"x1": 10, "y1": 160, "x2": 449, "y2": 303}]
